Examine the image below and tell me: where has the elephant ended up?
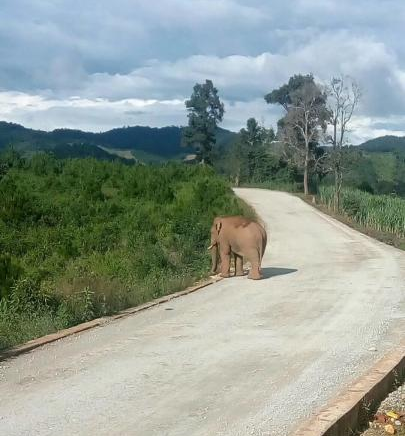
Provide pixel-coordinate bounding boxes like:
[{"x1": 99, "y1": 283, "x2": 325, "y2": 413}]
[{"x1": 208, "y1": 216, "x2": 267, "y2": 280}]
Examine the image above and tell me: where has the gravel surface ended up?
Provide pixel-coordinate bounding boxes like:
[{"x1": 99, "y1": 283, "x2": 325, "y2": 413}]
[
  {"x1": 0, "y1": 189, "x2": 404, "y2": 436},
  {"x1": 361, "y1": 384, "x2": 405, "y2": 436},
  {"x1": 380, "y1": 384, "x2": 405, "y2": 414}
]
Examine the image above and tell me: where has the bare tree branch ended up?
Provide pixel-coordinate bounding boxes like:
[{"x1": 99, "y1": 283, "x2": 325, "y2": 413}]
[{"x1": 325, "y1": 75, "x2": 361, "y2": 210}]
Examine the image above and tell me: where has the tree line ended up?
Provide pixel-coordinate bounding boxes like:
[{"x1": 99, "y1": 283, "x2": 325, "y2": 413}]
[{"x1": 182, "y1": 75, "x2": 361, "y2": 210}]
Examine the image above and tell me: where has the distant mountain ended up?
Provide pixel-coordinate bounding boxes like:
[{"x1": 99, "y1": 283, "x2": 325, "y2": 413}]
[
  {"x1": 357, "y1": 135, "x2": 405, "y2": 154},
  {"x1": 0, "y1": 122, "x2": 237, "y2": 162},
  {"x1": 345, "y1": 135, "x2": 405, "y2": 196}
]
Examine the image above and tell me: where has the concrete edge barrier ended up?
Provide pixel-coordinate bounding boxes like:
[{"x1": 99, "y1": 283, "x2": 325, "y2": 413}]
[
  {"x1": 0, "y1": 276, "x2": 223, "y2": 361},
  {"x1": 291, "y1": 345, "x2": 405, "y2": 436}
]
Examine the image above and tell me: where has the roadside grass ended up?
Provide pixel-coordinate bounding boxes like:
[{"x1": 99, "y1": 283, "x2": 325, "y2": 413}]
[
  {"x1": 298, "y1": 190, "x2": 405, "y2": 250},
  {"x1": 0, "y1": 274, "x2": 198, "y2": 350},
  {"x1": 0, "y1": 156, "x2": 251, "y2": 351},
  {"x1": 318, "y1": 186, "x2": 404, "y2": 237}
]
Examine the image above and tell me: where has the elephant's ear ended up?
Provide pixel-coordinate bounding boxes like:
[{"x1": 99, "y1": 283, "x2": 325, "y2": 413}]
[{"x1": 215, "y1": 221, "x2": 222, "y2": 234}]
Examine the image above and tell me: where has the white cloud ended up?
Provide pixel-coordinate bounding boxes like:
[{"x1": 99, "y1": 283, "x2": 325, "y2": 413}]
[
  {"x1": 0, "y1": 0, "x2": 403, "y2": 139},
  {"x1": 67, "y1": 32, "x2": 402, "y2": 110},
  {"x1": 349, "y1": 115, "x2": 405, "y2": 144},
  {"x1": 1, "y1": 91, "x2": 403, "y2": 145},
  {"x1": 135, "y1": 0, "x2": 265, "y2": 27},
  {"x1": 0, "y1": 91, "x2": 186, "y2": 131}
]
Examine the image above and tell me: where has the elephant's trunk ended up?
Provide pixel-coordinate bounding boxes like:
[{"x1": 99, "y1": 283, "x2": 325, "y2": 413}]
[{"x1": 210, "y1": 244, "x2": 218, "y2": 274}]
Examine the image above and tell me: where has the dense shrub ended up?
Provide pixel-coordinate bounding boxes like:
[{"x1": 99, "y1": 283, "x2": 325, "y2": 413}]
[{"x1": 0, "y1": 157, "x2": 251, "y2": 350}]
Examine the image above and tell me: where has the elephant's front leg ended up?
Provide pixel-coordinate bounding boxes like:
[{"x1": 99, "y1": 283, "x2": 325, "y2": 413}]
[
  {"x1": 234, "y1": 254, "x2": 244, "y2": 276},
  {"x1": 219, "y1": 247, "x2": 231, "y2": 278}
]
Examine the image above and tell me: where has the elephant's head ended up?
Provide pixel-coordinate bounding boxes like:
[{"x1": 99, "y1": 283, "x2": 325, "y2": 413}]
[{"x1": 208, "y1": 218, "x2": 222, "y2": 274}]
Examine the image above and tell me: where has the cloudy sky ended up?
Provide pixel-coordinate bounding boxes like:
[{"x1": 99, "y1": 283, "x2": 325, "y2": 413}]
[{"x1": 0, "y1": 0, "x2": 404, "y2": 142}]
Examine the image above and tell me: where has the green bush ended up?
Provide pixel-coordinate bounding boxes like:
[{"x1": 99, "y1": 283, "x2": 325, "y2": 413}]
[
  {"x1": 0, "y1": 254, "x2": 24, "y2": 299},
  {"x1": 0, "y1": 157, "x2": 247, "y2": 350}
]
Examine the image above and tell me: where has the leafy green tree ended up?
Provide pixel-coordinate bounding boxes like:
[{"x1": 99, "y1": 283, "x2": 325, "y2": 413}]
[
  {"x1": 240, "y1": 118, "x2": 263, "y2": 180},
  {"x1": 225, "y1": 119, "x2": 280, "y2": 185},
  {"x1": 265, "y1": 74, "x2": 329, "y2": 194},
  {"x1": 265, "y1": 74, "x2": 316, "y2": 109},
  {"x1": 227, "y1": 138, "x2": 247, "y2": 186},
  {"x1": 182, "y1": 80, "x2": 224, "y2": 164}
]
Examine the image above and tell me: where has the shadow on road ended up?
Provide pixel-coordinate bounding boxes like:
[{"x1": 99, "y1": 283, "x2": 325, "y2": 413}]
[{"x1": 261, "y1": 267, "x2": 298, "y2": 279}]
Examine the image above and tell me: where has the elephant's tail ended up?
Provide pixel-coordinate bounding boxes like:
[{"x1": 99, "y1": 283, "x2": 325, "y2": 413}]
[
  {"x1": 258, "y1": 224, "x2": 267, "y2": 261},
  {"x1": 261, "y1": 232, "x2": 267, "y2": 259}
]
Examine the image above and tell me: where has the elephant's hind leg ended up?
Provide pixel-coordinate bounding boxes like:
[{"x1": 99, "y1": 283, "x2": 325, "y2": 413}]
[
  {"x1": 247, "y1": 250, "x2": 263, "y2": 280},
  {"x1": 234, "y1": 254, "x2": 244, "y2": 276},
  {"x1": 248, "y1": 269, "x2": 262, "y2": 280}
]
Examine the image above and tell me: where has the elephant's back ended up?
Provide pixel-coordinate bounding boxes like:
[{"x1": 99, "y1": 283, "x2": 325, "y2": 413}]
[{"x1": 248, "y1": 221, "x2": 267, "y2": 250}]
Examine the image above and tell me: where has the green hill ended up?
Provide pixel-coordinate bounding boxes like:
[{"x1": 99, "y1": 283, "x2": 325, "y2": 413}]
[
  {"x1": 357, "y1": 135, "x2": 405, "y2": 154},
  {"x1": 341, "y1": 136, "x2": 405, "y2": 196},
  {"x1": 0, "y1": 122, "x2": 237, "y2": 163}
]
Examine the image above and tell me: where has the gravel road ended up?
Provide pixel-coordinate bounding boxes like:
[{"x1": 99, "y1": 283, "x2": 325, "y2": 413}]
[{"x1": 0, "y1": 189, "x2": 404, "y2": 436}]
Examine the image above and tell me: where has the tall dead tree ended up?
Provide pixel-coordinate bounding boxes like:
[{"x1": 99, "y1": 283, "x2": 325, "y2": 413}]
[
  {"x1": 279, "y1": 81, "x2": 329, "y2": 195},
  {"x1": 326, "y1": 76, "x2": 361, "y2": 211}
]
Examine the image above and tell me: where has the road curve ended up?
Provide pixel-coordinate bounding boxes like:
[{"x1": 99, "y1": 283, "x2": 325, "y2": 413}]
[{"x1": 0, "y1": 189, "x2": 404, "y2": 436}]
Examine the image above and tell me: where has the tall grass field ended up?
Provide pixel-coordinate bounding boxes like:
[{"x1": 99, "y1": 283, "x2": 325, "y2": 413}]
[
  {"x1": 318, "y1": 186, "x2": 405, "y2": 237},
  {"x1": 0, "y1": 154, "x2": 252, "y2": 350}
]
